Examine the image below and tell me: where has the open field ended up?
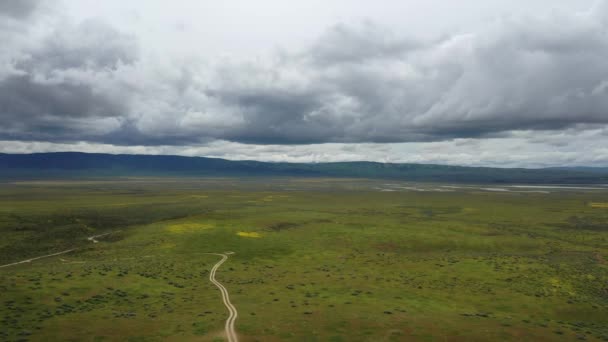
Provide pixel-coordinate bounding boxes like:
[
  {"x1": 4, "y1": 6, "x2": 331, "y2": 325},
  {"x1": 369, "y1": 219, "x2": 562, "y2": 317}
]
[{"x1": 0, "y1": 178, "x2": 607, "y2": 341}]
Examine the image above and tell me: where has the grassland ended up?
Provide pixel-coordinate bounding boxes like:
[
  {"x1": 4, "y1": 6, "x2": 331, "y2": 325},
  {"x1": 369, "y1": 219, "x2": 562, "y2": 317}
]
[{"x1": 0, "y1": 178, "x2": 607, "y2": 341}]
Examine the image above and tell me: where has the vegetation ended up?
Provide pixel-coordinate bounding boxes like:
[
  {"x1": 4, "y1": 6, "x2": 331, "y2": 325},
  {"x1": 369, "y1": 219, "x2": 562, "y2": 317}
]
[{"x1": 0, "y1": 178, "x2": 607, "y2": 341}]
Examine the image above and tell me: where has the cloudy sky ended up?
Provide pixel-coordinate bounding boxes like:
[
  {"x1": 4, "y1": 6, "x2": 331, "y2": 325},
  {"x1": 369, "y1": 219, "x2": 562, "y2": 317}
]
[{"x1": 1, "y1": 0, "x2": 608, "y2": 167}]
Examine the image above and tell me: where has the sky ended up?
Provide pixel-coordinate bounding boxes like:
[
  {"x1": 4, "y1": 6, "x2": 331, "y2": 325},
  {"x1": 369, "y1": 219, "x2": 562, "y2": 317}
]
[{"x1": 1, "y1": 0, "x2": 608, "y2": 168}]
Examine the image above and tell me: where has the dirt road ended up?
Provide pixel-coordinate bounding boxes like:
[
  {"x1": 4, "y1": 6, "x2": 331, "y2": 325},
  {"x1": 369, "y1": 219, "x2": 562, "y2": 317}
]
[
  {"x1": 206, "y1": 252, "x2": 238, "y2": 342},
  {"x1": 0, "y1": 249, "x2": 76, "y2": 269},
  {"x1": 0, "y1": 232, "x2": 113, "y2": 269},
  {"x1": 87, "y1": 232, "x2": 112, "y2": 243}
]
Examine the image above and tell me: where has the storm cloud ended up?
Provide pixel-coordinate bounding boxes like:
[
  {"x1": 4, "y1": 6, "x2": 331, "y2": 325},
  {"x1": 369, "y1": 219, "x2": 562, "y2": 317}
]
[
  {"x1": 0, "y1": 0, "x2": 42, "y2": 20},
  {"x1": 1, "y1": 0, "x2": 608, "y2": 150},
  {"x1": 0, "y1": 13, "x2": 137, "y2": 143}
]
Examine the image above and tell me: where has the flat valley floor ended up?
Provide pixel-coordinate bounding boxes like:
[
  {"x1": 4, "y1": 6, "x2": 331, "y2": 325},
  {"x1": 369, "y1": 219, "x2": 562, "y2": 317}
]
[{"x1": 1, "y1": 178, "x2": 607, "y2": 341}]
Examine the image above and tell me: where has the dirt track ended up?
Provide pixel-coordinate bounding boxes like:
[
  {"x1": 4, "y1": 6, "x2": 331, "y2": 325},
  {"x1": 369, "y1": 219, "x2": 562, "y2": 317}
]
[
  {"x1": 87, "y1": 232, "x2": 112, "y2": 243},
  {"x1": 0, "y1": 249, "x2": 76, "y2": 269},
  {"x1": 206, "y1": 252, "x2": 238, "y2": 342},
  {"x1": 0, "y1": 236, "x2": 240, "y2": 341},
  {"x1": 0, "y1": 232, "x2": 113, "y2": 269}
]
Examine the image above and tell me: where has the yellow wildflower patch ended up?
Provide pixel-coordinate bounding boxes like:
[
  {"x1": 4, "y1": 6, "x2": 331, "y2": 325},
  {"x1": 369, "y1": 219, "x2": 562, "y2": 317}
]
[
  {"x1": 237, "y1": 231, "x2": 262, "y2": 238},
  {"x1": 589, "y1": 202, "x2": 608, "y2": 208},
  {"x1": 260, "y1": 195, "x2": 290, "y2": 202},
  {"x1": 166, "y1": 223, "x2": 214, "y2": 233}
]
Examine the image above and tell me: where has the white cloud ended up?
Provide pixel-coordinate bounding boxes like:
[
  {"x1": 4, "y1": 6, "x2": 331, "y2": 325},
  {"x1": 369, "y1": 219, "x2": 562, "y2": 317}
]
[{"x1": 2, "y1": 0, "x2": 608, "y2": 166}]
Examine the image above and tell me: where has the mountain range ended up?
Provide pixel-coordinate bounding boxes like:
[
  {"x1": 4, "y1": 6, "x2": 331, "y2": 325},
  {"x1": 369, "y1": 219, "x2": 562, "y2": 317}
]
[{"x1": 1, "y1": 152, "x2": 607, "y2": 184}]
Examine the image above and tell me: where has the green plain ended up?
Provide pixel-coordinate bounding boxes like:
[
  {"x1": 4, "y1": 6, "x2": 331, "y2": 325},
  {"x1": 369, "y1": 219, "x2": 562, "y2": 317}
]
[{"x1": 0, "y1": 178, "x2": 607, "y2": 341}]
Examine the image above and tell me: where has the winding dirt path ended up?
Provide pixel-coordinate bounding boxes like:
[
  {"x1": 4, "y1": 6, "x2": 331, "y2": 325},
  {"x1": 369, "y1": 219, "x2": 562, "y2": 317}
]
[
  {"x1": 206, "y1": 252, "x2": 238, "y2": 342},
  {"x1": 1, "y1": 234, "x2": 239, "y2": 341},
  {"x1": 87, "y1": 232, "x2": 112, "y2": 244},
  {"x1": 0, "y1": 249, "x2": 76, "y2": 269},
  {"x1": 0, "y1": 232, "x2": 114, "y2": 269}
]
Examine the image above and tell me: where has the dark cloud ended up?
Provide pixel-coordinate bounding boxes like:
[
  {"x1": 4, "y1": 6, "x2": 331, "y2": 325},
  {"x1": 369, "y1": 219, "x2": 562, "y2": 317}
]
[
  {"x1": 0, "y1": 75, "x2": 126, "y2": 143},
  {"x1": 0, "y1": 0, "x2": 41, "y2": 19},
  {"x1": 0, "y1": 17, "x2": 136, "y2": 143},
  {"x1": 0, "y1": 75, "x2": 124, "y2": 119},
  {"x1": 20, "y1": 19, "x2": 138, "y2": 72},
  {"x1": 198, "y1": 4, "x2": 608, "y2": 145},
  {"x1": 1, "y1": 1, "x2": 608, "y2": 146}
]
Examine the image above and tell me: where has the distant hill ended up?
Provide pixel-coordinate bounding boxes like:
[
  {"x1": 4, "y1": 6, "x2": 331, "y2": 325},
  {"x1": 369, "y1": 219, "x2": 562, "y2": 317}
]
[
  {"x1": 1, "y1": 152, "x2": 608, "y2": 184},
  {"x1": 546, "y1": 166, "x2": 608, "y2": 174}
]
